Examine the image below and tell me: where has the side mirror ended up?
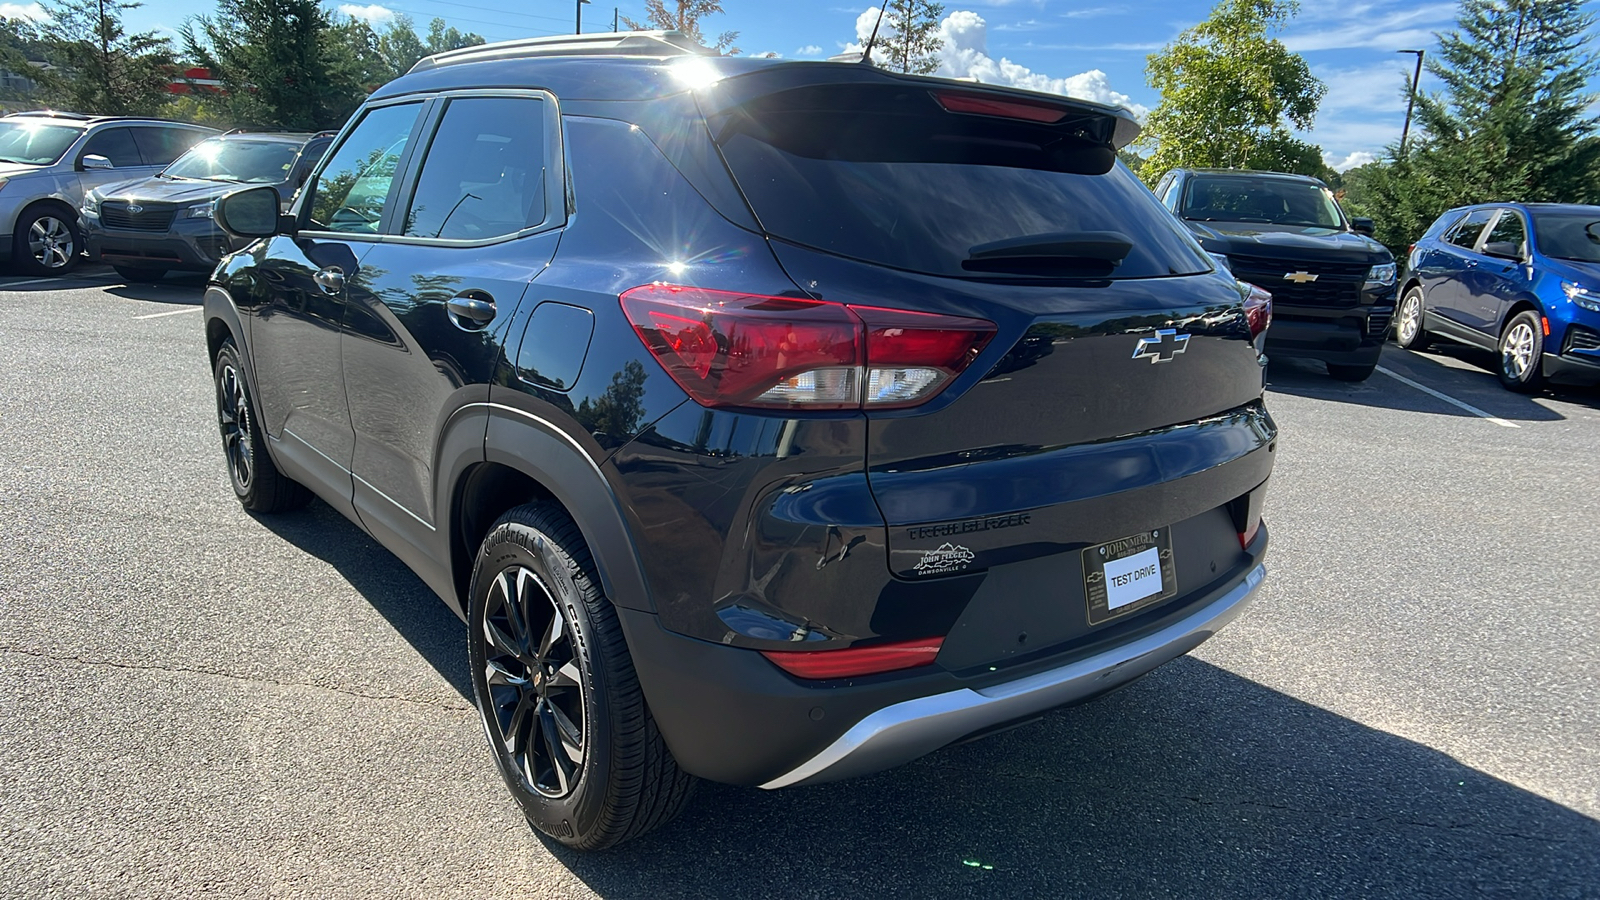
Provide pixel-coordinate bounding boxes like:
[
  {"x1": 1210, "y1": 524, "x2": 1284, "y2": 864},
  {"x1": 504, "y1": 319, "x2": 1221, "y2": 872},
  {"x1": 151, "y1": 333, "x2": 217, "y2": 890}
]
[
  {"x1": 80, "y1": 154, "x2": 113, "y2": 171},
  {"x1": 1483, "y1": 241, "x2": 1524, "y2": 262},
  {"x1": 216, "y1": 185, "x2": 292, "y2": 239},
  {"x1": 1351, "y1": 217, "x2": 1376, "y2": 237}
]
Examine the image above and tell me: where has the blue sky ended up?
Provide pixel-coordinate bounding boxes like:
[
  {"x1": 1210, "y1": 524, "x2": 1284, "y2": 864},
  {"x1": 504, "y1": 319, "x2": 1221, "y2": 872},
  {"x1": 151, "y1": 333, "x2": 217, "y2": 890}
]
[{"x1": 1, "y1": 0, "x2": 1533, "y2": 168}]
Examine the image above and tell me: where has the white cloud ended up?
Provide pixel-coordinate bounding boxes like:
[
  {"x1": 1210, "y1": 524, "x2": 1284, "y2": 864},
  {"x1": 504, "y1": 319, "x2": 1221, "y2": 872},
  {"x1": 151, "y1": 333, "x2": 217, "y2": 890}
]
[
  {"x1": 934, "y1": 11, "x2": 1148, "y2": 116},
  {"x1": 0, "y1": 2, "x2": 47, "y2": 22},
  {"x1": 796, "y1": 44, "x2": 823, "y2": 56},
  {"x1": 337, "y1": 3, "x2": 394, "y2": 25},
  {"x1": 1282, "y1": 1, "x2": 1455, "y2": 52},
  {"x1": 1327, "y1": 150, "x2": 1376, "y2": 171}
]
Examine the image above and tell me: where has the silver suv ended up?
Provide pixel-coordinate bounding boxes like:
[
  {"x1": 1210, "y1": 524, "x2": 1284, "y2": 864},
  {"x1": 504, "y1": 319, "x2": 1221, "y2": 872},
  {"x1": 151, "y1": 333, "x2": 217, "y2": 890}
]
[{"x1": 0, "y1": 112, "x2": 215, "y2": 276}]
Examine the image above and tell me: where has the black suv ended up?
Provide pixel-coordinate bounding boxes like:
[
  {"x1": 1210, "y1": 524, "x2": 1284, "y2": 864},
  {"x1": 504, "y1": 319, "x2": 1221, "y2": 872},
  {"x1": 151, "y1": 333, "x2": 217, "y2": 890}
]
[
  {"x1": 1153, "y1": 168, "x2": 1397, "y2": 381},
  {"x1": 204, "y1": 32, "x2": 1275, "y2": 850}
]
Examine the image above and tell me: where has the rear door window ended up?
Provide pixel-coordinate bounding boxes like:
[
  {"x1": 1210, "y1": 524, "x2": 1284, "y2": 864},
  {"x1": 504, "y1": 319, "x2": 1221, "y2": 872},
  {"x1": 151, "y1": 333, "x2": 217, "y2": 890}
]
[
  {"x1": 1445, "y1": 209, "x2": 1495, "y2": 250},
  {"x1": 401, "y1": 96, "x2": 551, "y2": 241},
  {"x1": 305, "y1": 102, "x2": 424, "y2": 234},
  {"x1": 1482, "y1": 209, "x2": 1526, "y2": 256},
  {"x1": 712, "y1": 85, "x2": 1209, "y2": 279}
]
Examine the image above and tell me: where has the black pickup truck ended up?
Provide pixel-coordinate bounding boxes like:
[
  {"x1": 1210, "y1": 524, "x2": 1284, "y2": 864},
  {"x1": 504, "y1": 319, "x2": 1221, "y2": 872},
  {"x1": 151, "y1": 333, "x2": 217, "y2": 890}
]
[{"x1": 1152, "y1": 168, "x2": 1397, "y2": 381}]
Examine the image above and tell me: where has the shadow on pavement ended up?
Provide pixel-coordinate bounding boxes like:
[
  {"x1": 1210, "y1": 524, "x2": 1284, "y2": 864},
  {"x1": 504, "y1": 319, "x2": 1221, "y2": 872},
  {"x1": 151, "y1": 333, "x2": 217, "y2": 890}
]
[
  {"x1": 252, "y1": 499, "x2": 472, "y2": 700},
  {"x1": 105, "y1": 273, "x2": 209, "y2": 306},
  {"x1": 555, "y1": 658, "x2": 1599, "y2": 898},
  {"x1": 1265, "y1": 352, "x2": 1580, "y2": 422}
]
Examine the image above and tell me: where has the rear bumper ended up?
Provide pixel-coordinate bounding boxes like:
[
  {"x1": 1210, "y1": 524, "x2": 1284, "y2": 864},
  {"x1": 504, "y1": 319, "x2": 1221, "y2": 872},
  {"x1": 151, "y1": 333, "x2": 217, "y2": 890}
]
[{"x1": 619, "y1": 535, "x2": 1268, "y2": 788}]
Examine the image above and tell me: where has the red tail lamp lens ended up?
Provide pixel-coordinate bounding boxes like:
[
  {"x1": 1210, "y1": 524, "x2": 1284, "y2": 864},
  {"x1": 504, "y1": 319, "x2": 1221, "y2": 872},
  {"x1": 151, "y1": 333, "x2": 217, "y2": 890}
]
[
  {"x1": 934, "y1": 91, "x2": 1069, "y2": 124},
  {"x1": 1243, "y1": 283, "x2": 1272, "y2": 339},
  {"x1": 1239, "y1": 519, "x2": 1261, "y2": 549},
  {"x1": 619, "y1": 285, "x2": 996, "y2": 410},
  {"x1": 761, "y1": 637, "x2": 945, "y2": 679}
]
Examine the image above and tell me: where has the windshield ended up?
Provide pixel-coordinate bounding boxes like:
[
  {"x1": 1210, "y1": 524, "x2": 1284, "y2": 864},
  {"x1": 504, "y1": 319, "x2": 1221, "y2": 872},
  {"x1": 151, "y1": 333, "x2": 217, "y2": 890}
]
[
  {"x1": 1182, "y1": 176, "x2": 1345, "y2": 229},
  {"x1": 1532, "y1": 211, "x2": 1600, "y2": 264},
  {"x1": 0, "y1": 120, "x2": 82, "y2": 166},
  {"x1": 164, "y1": 138, "x2": 301, "y2": 183}
]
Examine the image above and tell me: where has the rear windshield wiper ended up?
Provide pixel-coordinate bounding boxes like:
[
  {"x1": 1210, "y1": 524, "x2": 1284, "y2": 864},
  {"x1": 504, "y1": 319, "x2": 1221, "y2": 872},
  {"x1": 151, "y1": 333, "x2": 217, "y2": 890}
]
[{"x1": 963, "y1": 231, "x2": 1132, "y2": 275}]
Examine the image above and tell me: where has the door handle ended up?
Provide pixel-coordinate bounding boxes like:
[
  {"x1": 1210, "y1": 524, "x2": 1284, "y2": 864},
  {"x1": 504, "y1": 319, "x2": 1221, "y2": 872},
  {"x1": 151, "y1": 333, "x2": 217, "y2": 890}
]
[
  {"x1": 313, "y1": 266, "x2": 344, "y2": 294},
  {"x1": 446, "y1": 291, "x2": 497, "y2": 330}
]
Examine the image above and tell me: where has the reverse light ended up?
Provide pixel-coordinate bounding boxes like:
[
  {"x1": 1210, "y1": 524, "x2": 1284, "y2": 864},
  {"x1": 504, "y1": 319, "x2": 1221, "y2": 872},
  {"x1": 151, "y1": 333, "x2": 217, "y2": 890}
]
[
  {"x1": 619, "y1": 285, "x2": 995, "y2": 410},
  {"x1": 1365, "y1": 263, "x2": 1397, "y2": 288},
  {"x1": 934, "y1": 90, "x2": 1069, "y2": 124},
  {"x1": 761, "y1": 637, "x2": 945, "y2": 679},
  {"x1": 1562, "y1": 281, "x2": 1600, "y2": 312}
]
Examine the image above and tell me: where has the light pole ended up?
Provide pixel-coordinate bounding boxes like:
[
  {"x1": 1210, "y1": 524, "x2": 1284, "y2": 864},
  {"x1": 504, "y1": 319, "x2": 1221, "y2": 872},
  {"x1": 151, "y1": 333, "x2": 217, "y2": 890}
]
[
  {"x1": 576, "y1": 0, "x2": 591, "y2": 33},
  {"x1": 1398, "y1": 49, "x2": 1424, "y2": 157}
]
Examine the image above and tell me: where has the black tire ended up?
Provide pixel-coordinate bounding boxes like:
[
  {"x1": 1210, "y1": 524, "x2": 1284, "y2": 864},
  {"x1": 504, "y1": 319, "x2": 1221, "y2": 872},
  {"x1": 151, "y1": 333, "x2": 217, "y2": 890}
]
[
  {"x1": 112, "y1": 265, "x2": 167, "y2": 283},
  {"x1": 1395, "y1": 286, "x2": 1432, "y2": 350},
  {"x1": 1327, "y1": 362, "x2": 1377, "y2": 382},
  {"x1": 467, "y1": 503, "x2": 694, "y2": 851},
  {"x1": 212, "y1": 341, "x2": 311, "y2": 512},
  {"x1": 1497, "y1": 310, "x2": 1545, "y2": 393},
  {"x1": 11, "y1": 205, "x2": 82, "y2": 276}
]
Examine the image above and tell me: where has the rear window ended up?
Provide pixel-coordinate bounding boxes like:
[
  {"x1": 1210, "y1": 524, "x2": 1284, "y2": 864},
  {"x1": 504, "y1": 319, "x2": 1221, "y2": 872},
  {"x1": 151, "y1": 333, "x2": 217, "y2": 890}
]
[{"x1": 713, "y1": 85, "x2": 1210, "y2": 280}]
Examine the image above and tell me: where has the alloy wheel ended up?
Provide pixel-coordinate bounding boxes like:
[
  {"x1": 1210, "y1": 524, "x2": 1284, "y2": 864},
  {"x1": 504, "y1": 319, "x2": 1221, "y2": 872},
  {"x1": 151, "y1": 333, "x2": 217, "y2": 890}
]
[
  {"x1": 1398, "y1": 294, "x2": 1421, "y2": 344},
  {"x1": 1501, "y1": 321, "x2": 1536, "y2": 381},
  {"x1": 216, "y1": 363, "x2": 254, "y2": 489},
  {"x1": 482, "y1": 565, "x2": 586, "y2": 798},
  {"x1": 27, "y1": 216, "x2": 74, "y2": 270}
]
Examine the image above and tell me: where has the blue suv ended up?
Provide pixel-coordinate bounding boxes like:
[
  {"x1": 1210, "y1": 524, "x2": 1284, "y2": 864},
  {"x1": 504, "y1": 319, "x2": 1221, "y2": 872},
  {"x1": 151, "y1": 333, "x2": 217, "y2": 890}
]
[{"x1": 1398, "y1": 203, "x2": 1600, "y2": 392}]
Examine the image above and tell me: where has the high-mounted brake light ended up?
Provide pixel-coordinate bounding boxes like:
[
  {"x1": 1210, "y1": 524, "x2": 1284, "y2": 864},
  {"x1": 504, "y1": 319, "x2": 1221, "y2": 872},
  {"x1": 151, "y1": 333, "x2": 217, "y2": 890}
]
[
  {"x1": 761, "y1": 637, "x2": 945, "y2": 679},
  {"x1": 619, "y1": 285, "x2": 995, "y2": 410},
  {"x1": 933, "y1": 91, "x2": 1069, "y2": 124},
  {"x1": 1242, "y1": 283, "x2": 1272, "y2": 339}
]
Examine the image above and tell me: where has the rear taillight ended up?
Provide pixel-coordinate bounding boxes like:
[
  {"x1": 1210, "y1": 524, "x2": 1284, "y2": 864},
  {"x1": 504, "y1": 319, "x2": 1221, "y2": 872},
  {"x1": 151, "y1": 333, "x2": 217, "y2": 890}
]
[
  {"x1": 1239, "y1": 519, "x2": 1261, "y2": 549},
  {"x1": 933, "y1": 90, "x2": 1070, "y2": 124},
  {"x1": 620, "y1": 284, "x2": 995, "y2": 410},
  {"x1": 761, "y1": 637, "x2": 944, "y2": 679},
  {"x1": 1242, "y1": 283, "x2": 1272, "y2": 339}
]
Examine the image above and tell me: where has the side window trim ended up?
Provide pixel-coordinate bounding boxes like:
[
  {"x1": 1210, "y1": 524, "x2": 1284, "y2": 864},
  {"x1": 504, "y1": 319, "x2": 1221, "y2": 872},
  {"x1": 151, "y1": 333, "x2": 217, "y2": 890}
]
[
  {"x1": 78, "y1": 125, "x2": 142, "y2": 168},
  {"x1": 380, "y1": 88, "x2": 567, "y2": 247},
  {"x1": 294, "y1": 95, "x2": 433, "y2": 239}
]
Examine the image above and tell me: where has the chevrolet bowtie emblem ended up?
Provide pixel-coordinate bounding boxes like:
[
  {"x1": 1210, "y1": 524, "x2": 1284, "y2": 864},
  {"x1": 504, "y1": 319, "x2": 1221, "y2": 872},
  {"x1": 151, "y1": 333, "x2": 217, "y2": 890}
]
[
  {"x1": 1132, "y1": 329, "x2": 1190, "y2": 364},
  {"x1": 1284, "y1": 270, "x2": 1319, "y2": 284}
]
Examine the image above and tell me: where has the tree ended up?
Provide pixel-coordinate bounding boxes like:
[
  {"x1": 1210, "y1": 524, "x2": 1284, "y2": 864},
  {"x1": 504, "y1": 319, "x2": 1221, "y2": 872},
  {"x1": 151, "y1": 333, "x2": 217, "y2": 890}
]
[
  {"x1": 0, "y1": 17, "x2": 43, "y2": 103},
  {"x1": 1360, "y1": 0, "x2": 1600, "y2": 249},
  {"x1": 30, "y1": 0, "x2": 174, "y2": 116},
  {"x1": 871, "y1": 0, "x2": 943, "y2": 75},
  {"x1": 373, "y1": 14, "x2": 484, "y2": 79},
  {"x1": 622, "y1": 0, "x2": 739, "y2": 55},
  {"x1": 1138, "y1": 0, "x2": 1325, "y2": 180},
  {"x1": 182, "y1": 0, "x2": 372, "y2": 130}
]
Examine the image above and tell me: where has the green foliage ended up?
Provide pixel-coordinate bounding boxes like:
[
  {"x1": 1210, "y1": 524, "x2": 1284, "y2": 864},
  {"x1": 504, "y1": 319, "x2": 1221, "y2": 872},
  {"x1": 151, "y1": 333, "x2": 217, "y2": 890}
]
[
  {"x1": 875, "y1": 0, "x2": 944, "y2": 75},
  {"x1": 29, "y1": 0, "x2": 175, "y2": 116},
  {"x1": 182, "y1": 0, "x2": 374, "y2": 130},
  {"x1": 622, "y1": 0, "x2": 740, "y2": 55},
  {"x1": 0, "y1": 17, "x2": 41, "y2": 103},
  {"x1": 371, "y1": 15, "x2": 484, "y2": 80},
  {"x1": 1360, "y1": 0, "x2": 1600, "y2": 250},
  {"x1": 1139, "y1": 0, "x2": 1326, "y2": 180}
]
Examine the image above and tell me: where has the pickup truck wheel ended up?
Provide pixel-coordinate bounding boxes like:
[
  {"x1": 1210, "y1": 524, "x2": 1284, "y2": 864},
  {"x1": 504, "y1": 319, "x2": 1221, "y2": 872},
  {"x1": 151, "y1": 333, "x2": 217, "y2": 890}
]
[
  {"x1": 213, "y1": 341, "x2": 311, "y2": 512},
  {"x1": 467, "y1": 503, "x2": 694, "y2": 851},
  {"x1": 1395, "y1": 287, "x2": 1432, "y2": 350},
  {"x1": 12, "y1": 207, "x2": 81, "y2": 276},
  {"x1": 1497, "y1": 310, "x2": 1545, "y2": 393},
  {"x1": 1326, "y1": 362, "x2": 1377, "y2": 382}
]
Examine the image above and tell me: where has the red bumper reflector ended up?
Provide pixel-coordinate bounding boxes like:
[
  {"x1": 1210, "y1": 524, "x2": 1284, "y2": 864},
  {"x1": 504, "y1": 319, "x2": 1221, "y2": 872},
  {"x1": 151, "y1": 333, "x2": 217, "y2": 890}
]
[
  {"x1": 1239, "y1": 520, "x2": 1261, "y2": 549},
  {"x1": 1542, "y1": 316, "x2": 1551, "y2": 336},
  {"x1": 761, "y1": 637, "x2": 945, "y2": 679}
]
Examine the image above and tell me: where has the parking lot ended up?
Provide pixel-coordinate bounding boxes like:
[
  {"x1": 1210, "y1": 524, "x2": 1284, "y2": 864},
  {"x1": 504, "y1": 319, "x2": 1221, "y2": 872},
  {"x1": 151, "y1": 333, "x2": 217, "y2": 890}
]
[{"x1": 2, "y1": 266, "x2": 1597, "y2": 899}]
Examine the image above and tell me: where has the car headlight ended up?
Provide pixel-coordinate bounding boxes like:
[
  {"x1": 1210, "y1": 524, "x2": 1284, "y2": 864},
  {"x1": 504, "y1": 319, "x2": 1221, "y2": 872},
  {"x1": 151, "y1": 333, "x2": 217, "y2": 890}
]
[
  {"x1": 186, "y1": 201, "x2": 216, "y2": 219},
  {"x1": 1365, "y1": 263, "x2": 1397, "y2": 288},
  {"x1": 1208, "y1": 252, "x2": 1232, "y2": 273},
  {"x1": 1563, "y1": 281, "x2": 1600, "y2": 312},
  {"x1": 79, "y1": 195, "x2": 99, "y2": 217}
]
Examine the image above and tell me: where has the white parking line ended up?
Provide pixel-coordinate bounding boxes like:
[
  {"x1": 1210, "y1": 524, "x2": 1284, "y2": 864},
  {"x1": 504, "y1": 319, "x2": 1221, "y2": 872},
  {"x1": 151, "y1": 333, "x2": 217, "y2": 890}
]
[
  {"x1": 1375, "y1": 365, "x2": 1520, "y2": 428},
  {"x1": 132, "y1": 307, "x2": 203, "y2": 320},
  {"x1": 0, "y1": 275, "x2": 117, "y2": 291}
]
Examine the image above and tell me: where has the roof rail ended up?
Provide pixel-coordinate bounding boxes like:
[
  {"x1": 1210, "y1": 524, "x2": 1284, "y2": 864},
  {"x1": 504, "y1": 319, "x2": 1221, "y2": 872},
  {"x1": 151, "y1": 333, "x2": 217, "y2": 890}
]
[
  {"x1": 408, "y1": 30, "x2": 710, "y2": 74},
  {"x1": 5, "y1": 109, "x2": 92, "y2": 120}
]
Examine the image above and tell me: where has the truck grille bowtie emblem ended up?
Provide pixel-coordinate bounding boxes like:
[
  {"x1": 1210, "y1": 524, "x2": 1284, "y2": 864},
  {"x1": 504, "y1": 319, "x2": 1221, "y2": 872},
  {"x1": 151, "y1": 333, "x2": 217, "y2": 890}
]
[
  {"x1": 1132, "y1": 329, "x2": 1190, "y2": 364},
  {"x1": 1284, "y1": 270, "x2": 1318, "y2": 284}
]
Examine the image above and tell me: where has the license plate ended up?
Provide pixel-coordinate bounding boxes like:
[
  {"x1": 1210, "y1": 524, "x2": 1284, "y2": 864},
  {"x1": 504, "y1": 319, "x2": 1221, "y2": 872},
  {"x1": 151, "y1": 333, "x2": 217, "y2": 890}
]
[{"x1": 1083, "y1": 528, "x2": 1177, "y2": 625}]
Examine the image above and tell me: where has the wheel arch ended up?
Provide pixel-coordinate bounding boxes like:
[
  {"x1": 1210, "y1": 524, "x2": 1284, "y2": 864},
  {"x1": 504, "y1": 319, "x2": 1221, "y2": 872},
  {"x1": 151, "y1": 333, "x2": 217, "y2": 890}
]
[
  {"x1": 1400, "y1": 277, "x2": 1425, "y2": 302},
  {"x1": 451, "y1": 406, "x2": 656, "y2": 617},
  {"x1": 11, "y1": 196, "x2": 77, "y2": 235},
  {"x1": 1500, "y1": 296, "x2": 1543, "y2": 336}
]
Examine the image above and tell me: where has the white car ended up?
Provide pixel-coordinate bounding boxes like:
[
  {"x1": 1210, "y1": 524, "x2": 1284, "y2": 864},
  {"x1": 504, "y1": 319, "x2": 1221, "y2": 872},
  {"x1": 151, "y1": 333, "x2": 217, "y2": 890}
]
[{"x1": 0, "y1": 112, "x2": 215, "y2": 276}]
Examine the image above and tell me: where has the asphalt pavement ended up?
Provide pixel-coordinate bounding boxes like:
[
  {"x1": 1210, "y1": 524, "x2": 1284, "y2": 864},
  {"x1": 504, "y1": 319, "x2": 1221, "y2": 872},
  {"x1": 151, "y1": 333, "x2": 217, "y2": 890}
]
[{"x1": 1, "y1": 266, "x2": 1597, "y2": 899}]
